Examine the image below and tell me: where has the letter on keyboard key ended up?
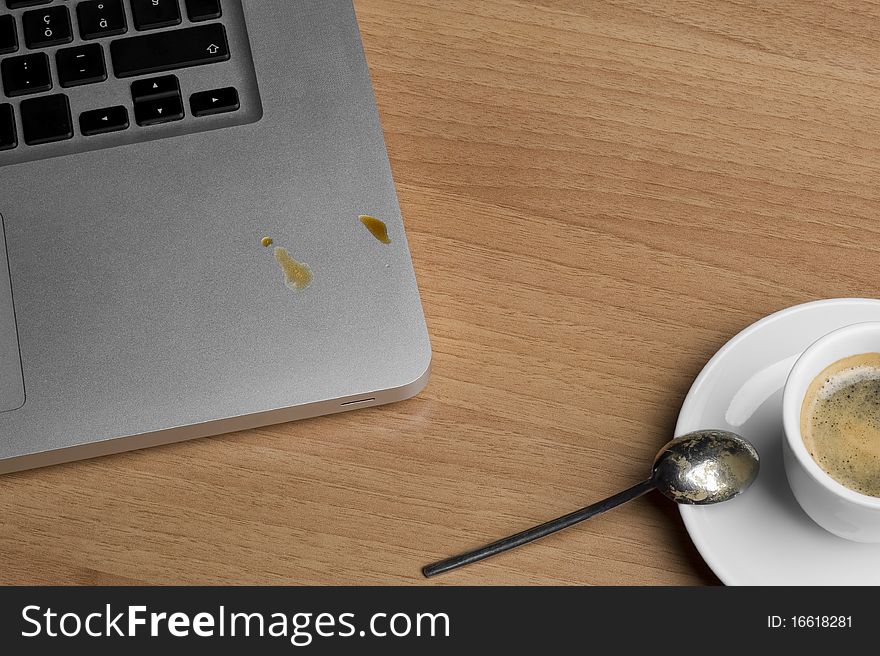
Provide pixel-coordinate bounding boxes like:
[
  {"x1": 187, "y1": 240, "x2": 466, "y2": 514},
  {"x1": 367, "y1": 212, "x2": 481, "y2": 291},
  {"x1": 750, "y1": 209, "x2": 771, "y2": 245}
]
[
  {"x1": 110, "y1": 24, "x2": 230, "y2": 78},
  {"x1": 22, "y1": 6, "x2": 72, "y2": 49},
  {"x1": 77, "y1": 0, "x2": 127, "y2": 40},
  {"x1": 0, "y1": 104, "x2": 16, "y2": 151},
  {"x1": 131, "y1": 0, "x2": 181, "y2": 31},
  {"x1": 20, "y1": 94, "x2": 72, "y2": 145}
]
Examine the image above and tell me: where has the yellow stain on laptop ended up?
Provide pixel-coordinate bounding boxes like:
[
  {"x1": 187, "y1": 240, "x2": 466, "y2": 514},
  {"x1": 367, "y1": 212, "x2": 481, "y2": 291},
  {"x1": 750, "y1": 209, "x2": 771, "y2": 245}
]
[
  {"x1": 261, "y1": 237, "x2": 313, "y2": 292},
  {"x1": 359, "y1": 215, "x2": 391, "y2": 244},
  {"x1": 274, "y1": 247, "x2": 313, "y2": 291}
]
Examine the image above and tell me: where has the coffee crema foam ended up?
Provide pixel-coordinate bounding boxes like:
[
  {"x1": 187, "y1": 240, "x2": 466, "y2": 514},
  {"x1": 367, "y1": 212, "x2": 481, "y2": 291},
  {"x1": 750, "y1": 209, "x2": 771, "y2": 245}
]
[{"x1": 801, "y1": 353, "x2": 880, "y2": 497}]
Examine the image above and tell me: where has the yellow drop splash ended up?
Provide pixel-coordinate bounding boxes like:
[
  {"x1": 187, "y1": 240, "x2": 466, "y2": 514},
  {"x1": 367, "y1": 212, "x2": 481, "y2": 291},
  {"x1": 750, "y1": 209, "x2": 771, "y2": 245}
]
[
  {"x1": 359, "y1": 215, "x2": 391, "y2": 244},
  {"x1": 273, "y1": 247, "x2": 313, "y2": 291},
  {"x1": 261, "y1": 236, "x2": 274, "y2": 248}
]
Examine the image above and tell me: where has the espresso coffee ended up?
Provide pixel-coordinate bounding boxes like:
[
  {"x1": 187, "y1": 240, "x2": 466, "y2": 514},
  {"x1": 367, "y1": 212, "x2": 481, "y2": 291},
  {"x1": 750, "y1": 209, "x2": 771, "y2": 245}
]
[{"x1": 801, "y1": 353, "x2": 880, "y2": 497}]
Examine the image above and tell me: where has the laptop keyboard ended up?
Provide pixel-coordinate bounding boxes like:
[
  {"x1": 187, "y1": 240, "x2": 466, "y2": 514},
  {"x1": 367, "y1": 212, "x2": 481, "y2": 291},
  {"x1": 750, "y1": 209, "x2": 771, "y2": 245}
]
[{"x1": 0, "y1": 0, "x2": 261, "y2": 167}]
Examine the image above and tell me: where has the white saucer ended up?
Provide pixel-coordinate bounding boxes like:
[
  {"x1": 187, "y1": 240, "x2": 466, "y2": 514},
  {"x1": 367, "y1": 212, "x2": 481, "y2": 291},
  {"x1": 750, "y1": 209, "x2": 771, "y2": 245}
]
[{"x1": 676, "y1": 298, "x2": 880, "y2": 585}]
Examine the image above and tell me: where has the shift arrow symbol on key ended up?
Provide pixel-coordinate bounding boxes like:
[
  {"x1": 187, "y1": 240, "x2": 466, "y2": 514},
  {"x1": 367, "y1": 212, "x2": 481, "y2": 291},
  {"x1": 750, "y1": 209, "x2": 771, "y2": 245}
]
[{"x1": 206, "y1": 44, "x2": 219, "y2": 54}]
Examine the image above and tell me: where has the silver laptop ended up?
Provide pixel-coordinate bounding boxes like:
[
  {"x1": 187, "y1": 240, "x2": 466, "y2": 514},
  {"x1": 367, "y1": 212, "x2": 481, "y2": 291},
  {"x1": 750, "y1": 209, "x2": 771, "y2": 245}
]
[{"x1": 0, "y1": 0, "x2": 431, "y2": 473}]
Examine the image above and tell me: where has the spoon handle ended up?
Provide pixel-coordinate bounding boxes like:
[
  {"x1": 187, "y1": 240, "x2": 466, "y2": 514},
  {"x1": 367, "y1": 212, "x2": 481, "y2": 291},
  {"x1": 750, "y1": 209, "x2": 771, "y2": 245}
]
[{"x1": 422, "y1": 478, "x2": 655, "y2": 577}]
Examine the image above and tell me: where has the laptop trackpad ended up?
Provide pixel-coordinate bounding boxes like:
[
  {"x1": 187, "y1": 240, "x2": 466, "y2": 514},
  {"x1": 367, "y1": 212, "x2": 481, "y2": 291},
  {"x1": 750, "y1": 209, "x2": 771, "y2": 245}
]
[{"x1": 0, "y1": 214, "x2": 24, "y2": 412}]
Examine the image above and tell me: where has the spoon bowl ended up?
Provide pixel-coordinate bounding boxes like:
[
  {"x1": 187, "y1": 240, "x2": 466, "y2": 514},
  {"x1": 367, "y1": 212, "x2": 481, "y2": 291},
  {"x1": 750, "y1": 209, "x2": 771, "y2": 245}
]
[{"x1": 653, "y1": 430, "x2": 760, "y2": 505}]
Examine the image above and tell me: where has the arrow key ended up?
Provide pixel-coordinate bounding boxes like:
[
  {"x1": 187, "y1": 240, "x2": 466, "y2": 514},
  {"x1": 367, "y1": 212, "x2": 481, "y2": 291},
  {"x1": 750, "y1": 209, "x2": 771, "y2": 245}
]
[
  {"x1": 190, "y1": 87, "x2": 239, "y2": 117},
  {"x1": 132, "y1": 75, "x2": 183, "y2": 126},
  {"x1": 134, "y1": 94, "x2": 184, "y2": 126},
  {"x1": 80, "y1": 106, "x2": 129, "y2": 136},
  {"x1": 131, "y1": 74, "x2": 179, "y2": 102}
]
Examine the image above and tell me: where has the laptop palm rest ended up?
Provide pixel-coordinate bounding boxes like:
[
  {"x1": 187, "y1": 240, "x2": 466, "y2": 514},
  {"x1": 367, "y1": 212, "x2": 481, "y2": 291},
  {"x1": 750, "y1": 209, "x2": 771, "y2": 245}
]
[{"x1": 0, "y1": 214, "x2": 24, "y2": 413}]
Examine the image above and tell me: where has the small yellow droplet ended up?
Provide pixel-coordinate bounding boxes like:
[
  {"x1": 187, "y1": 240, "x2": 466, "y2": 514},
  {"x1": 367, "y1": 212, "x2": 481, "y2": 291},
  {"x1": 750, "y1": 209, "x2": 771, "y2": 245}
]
[
  {"x1": 261, "y1": 236, "x2": 274, "y2": 248},
  {"x1": 273, "y1": 246, "x2": 313, "y2": 291},
  {"x1": 359, "y1": 215, "x2": 391, "y2": 244}
]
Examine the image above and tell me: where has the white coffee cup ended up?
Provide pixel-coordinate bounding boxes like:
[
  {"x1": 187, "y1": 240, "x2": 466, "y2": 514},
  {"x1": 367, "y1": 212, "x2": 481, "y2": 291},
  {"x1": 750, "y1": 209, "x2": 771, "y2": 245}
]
[{"x1": 782, "y1": 321, "x2": 880, "y2": 542}]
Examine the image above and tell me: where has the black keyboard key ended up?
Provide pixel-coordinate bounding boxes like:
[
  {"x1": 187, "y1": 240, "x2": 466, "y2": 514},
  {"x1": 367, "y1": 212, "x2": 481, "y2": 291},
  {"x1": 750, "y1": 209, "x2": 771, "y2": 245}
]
[
  {"x1": 131, "y1": 75, "x2": 183, "y2": 126},
  {"x1": 20, "y1": 94, "x2": 72, "y2": 145},
  {"x1": 1, "y1": 53, "x2": 51, "y2": 97},
  {"x1": 131, "y1": 74, "x2": 179, "y2": 101},
  {"x1": 185, "y1": 0, "x2": 221, "y2": 22},
  {"x1": 110, "y1": 23, "x2": 229, "y2": 78},
  {"x1": 6, "y1": 1, "x2": 50, "y2": 8},
  {"x1": 80, "y1": 106, "x2": 129, "y2": 136},
  {"x1": 22, "y1": 6, "x2": 72, "y2": 48},
  {"x1": 131, "y1": 0, "x2": 181, "y2": 31},
  {"x1": 77, "y1": 0, "x2": 127, "y2": 40},
  {"x1": 0, "y1": 15, "x2": 17, "y2": 55},
  {"x1": 57, "y1": 44, "x2": 107, "y2": 87},
  {"x1": 134, "y1": 95, "x2": 184, "y2": 126},
  {"x1": 191, "y1": 87, "x2": 239, "y2": 117},
  {"x1": 0, "y1": 104, "x2": 16, "y2": 151}
]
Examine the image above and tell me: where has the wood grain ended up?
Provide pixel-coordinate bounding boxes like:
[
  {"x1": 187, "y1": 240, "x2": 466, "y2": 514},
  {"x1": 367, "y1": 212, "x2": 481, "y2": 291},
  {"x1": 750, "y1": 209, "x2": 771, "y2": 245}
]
[{"x1": 6, "y1": 0, "x2": 880, "y2": 585}]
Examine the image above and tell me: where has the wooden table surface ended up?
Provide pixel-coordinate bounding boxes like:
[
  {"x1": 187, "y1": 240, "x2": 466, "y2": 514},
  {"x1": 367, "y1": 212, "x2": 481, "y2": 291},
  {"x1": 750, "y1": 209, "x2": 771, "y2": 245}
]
[{"x1": 5, "y1": 0, "x2": 880, "y2": 585}]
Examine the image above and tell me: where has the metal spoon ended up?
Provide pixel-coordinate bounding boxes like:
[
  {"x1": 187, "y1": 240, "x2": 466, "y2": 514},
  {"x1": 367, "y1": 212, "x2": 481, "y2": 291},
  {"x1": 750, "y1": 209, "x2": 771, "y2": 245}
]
[{"x1": 422, "y1": 429, "x2": 759, "y2": 577}]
